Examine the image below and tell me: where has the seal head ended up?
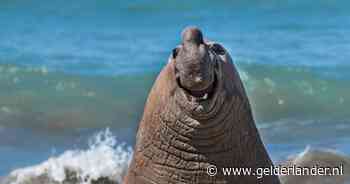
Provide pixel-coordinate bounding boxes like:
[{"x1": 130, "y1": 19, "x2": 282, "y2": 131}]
[{"x1": 174, "y1": 27, "x2": 216, "y2": 99}]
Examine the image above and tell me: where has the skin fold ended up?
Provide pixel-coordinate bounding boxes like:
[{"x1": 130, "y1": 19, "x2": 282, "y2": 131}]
[{"x1": 124, "y1": 27, "x2": 281, "y2": 184}]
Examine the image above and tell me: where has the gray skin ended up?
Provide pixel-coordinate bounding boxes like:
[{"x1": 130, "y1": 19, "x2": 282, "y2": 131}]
[{"x1": 124, "y1": 27, "x2": 281, "y2": 184}]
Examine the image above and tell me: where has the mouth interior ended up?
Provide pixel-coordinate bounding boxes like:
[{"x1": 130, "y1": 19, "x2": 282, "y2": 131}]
[{"x1": 177, "y1": 73, "x2": 217, "y2": 100}]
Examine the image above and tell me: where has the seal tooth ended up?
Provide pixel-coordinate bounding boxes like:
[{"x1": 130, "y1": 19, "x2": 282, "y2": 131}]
[
  {"x1": 194, "y1": 76, "x2": 202, "y2": 83},
  {"x1": 203, "y1": 93, "x2": 208, "y2": 100}
]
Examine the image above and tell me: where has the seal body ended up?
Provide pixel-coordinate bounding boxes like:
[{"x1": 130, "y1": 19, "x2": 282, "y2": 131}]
[{"x1": 124, "y1": 27, "x2": 281, "y2": 184}]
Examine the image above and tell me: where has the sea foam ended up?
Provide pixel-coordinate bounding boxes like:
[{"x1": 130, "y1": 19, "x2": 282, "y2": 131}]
[
  {"x1": 2, "y1": 128, "x2": 132, "y2": 184},
  {"x1": 280, "y1": 147, "x2": 350, "y2": 184},
  {"x1": 2, "y1": 129, "x2": 350, "y2": 184}
]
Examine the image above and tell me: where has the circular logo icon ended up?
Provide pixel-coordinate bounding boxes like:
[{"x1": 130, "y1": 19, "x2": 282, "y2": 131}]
[{"x1": 207, "y1": 164, "x2": 218, "y2": 177}]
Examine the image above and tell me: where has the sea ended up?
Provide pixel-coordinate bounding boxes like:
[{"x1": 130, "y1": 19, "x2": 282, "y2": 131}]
[{"x1": 0, "y1": 0, "x2": 349, "y2": 183}]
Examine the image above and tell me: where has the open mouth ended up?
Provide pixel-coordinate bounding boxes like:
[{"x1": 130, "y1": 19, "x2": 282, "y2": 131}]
[
  {"x1": 174, "y1": 61, "x2": 223, "y2": 118},
  {"x1": 176, "y1": 73, "x2": 217, "y2": 101}
]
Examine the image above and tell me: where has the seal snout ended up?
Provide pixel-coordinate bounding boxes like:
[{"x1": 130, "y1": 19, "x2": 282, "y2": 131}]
[
  {"x1": 182, "y1": 27, "x2": 204, "y2": 45},
  {"x1": 174, "y1": 26, "x2": 216, "y2": 99}
]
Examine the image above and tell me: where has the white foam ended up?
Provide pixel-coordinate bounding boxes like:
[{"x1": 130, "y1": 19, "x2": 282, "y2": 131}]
[{"x1": 7, "y1": 128, "x2": 133, "y2": 184}]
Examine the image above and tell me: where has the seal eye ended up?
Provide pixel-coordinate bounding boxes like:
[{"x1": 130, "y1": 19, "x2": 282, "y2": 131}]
[
  {"x1": 172, "y1": 47, "x2": 180, "y2": 59},
  {"x1": 210, "y1": 43, "x2": 226, "y2": 55}
]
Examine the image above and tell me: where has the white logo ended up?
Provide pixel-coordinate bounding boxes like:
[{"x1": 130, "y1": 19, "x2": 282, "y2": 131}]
[{"x1": 207, "y1": 165, "x2": 218, "y2": 177}]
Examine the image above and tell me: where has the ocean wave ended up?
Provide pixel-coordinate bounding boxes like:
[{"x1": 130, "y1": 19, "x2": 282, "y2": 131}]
[
  {"x1": 258, "y1": 119, "x2": 350, "y2": 146},
  {"x1": 0, "y1": 64, "x2": 153, "y2": 132},
  {"x1": 1, "y1": 129, "x2": 132, "y2": 184},
  {"x1": 0, "y1": 63, "x2": 349, "y2": 133},
  {"x1": 237, "y1": 63, "x2": 350, "y2": 121},
  {"x1": 279, "y1": 147, "x2": 350, "y2": 184}
]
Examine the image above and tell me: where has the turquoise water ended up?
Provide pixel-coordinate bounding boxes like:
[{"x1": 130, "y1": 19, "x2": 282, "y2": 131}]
[{"x1": 0, "y1": 0, "x2": 350, "y2": 178}]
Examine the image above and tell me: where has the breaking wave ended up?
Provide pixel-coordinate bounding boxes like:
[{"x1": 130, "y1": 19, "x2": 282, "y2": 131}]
[
  {"x1": 1, "y1": 128, "x2": 349, "y2": 184},
  {"x1": 279, "y1": 147, "x2": 350, "y2": 184},
  {"x1": 1, "y1": 129, "x2": 132, "y2": 184}
]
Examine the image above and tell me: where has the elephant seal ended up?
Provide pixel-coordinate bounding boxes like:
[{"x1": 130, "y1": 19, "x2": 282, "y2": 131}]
[{"x1": 124, "y1": 27, "x2": 280, "y2": 184}]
